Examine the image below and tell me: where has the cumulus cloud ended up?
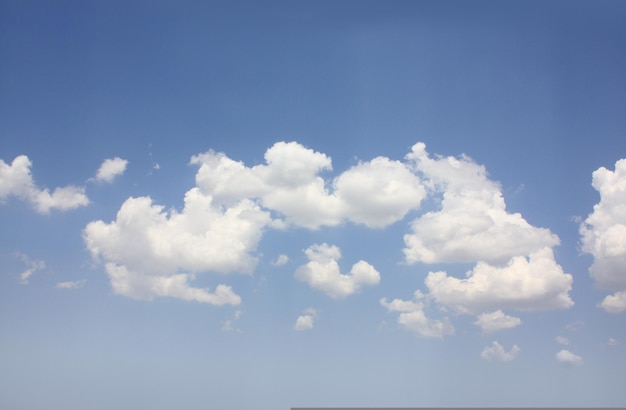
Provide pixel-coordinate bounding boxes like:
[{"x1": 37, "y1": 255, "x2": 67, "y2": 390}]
[
  {"x1": 404, "y1": 143, "x2": 559, "y2": 265},
  {"x1": 425, "y1": 248, "x2": 573, "y2": 314},
  {"x1": 56, "y1": 279, "x2": 87, "y2": 289},
  {"x1": 556, "y1": 349, "x2": 583, "y2": 365},
  {"x1": 580, "y1": 159, "x2": 626, "y2": 312},
  {"x1": 294, "y1": 308, "x2": 317, "y2": 331},
  {"x1": 191, "y1": 141, "x2": 426, "y2": 229},
  {"x1": 380, "y1": 292, "x2": 454, "y2": 338},
  {"x1": 0, "y1": 155, "x2": 89, "y2": 213},
  {"x1": 94, "y1": 157, "x2": 128, "y2": 183},
  {"x1": 481, "y1": 341, "x2": 520, "y2": 362},
  {"x1": 599, "y1": 291, "x2": 626, "y2": 314},
  {"x1": 83, "y1": 188, "x2": 268, "y2": 305},
  {"x1": 15, "y1": 253, "x2": 45, "y2": 285},
  {"x1": 474, "y1": 310, "x2": 521, "y2": 334},
  {"x1": 295, "y1": 243, "x2": 380, "y2": 299}
]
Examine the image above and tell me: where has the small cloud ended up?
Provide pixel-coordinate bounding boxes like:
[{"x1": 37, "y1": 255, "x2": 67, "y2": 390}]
[
  {"x1": 221, "y1": 310, "x2": 243, "y2": 333},
  {"x1": 565, "y1": 320, "x2": 585, "y2": 332},
  {"x1": 608, "y1": 337, "x2": 619, "y2": 347},
  {"x1": 556, "y1": 349, "x2": 583, "y2": 365},
  {"x1": 474, "y1": 310, "x2": 521, "y2": 334},
  {"x1": 480, "y1": 341, "x2": 520, "y2": 362},
  {"x1": 56, "y1": 279, "x2": 87, "y2": 289},
  {"x1": 294, "y1": 308, "x2": 317, "y2": 331},
  {"x1": 556, "y1": 336, "x2": 570, "y2": 345},
  {"x1": 294, "y1": 243, "x2": 380, "y2": 299},
  {"x1": 271, "y1": 254, "x2": 289, "y2": 266},
  {"x1": 15, "y1": 253, "x2": 45, "y2": 285},
  {"x1": 381, "y1": 292, "x2": 454, "y2": 339},
  {"x1": 94, "y1": 157, "x2": 128, "y2": 183}
]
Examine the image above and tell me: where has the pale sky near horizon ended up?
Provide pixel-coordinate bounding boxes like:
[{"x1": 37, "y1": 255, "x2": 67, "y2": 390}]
[{"x1": 1, "y1": 1, "x2": 626, "y2": 409}]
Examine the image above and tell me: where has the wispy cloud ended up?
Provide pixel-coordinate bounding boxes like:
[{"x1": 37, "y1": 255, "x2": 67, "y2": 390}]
[
  {"x1": 56, "y1": 279, "x2": 87, "y2": 289},
  {"x1": 15, "y1": 252, "x2": 45, "y2": 285}
]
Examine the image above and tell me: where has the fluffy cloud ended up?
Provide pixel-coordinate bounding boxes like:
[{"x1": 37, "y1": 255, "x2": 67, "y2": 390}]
[
  {"x1": 94, "y1": 157, "x2": 128, "y2": 183},
  {"x1": 83, "y1": 188, "x2": 269, "y2": 305},
  {"x1": 474, "y1": 310, "x2": 522, "y2": 334},
  {"x1": 404, "y1": 143, "x2": 559, "y2": 264},
  {"x1": 556, "y1": 349, "x2": 583, "y2": 365},
  {"x1": 425, "y1": 248, "x2": 573, "y2": 314},
  {"x1": 294, "y1": 308, "x2": 317, "y2": 331},
  {"x1": 580, "y1": 159, "x2": 626, "y2": 312},
  {"x1": 0, "y1": 155, "x2": 89, "y2": 213},
  {"x1": 599, "y1": 291, "x2": 626, "y2": 314},
  {"x1": 481, "y1": 341, "x2": 520, "y2": 362},
  {"x1": 222, "y1": 310, "x2": 242, "y2": 332},
  {"x1": 380, "y1": 292, "x2": 455, "y2": 339},
  {"x1": 295, "y1": 243, "x2": 380, "y2": 299},
  {"x1": 56, "y1": 279, "x2": 87, "y2": 289},
  {"x1": 192, "y1": 141, "x2": 426, "y2": 229}
]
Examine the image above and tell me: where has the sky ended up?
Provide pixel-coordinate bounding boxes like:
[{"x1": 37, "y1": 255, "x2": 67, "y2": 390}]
[{"x1": 1, "y1": 1, "x2": 626, "y2": 409}]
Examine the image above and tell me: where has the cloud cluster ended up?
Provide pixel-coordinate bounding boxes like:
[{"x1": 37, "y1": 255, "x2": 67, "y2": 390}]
[
  {"x1": 0, "y1": 155, "x2": 88, "y2": 213},
  {"x1": 580, "y1": 158, "x2": 626, "y2": 313},
  {"x1": 383, "y1": 143, "x2": 572, "y2": 334},
  {"x1": 191, "y1": 141, "x2": 426, "y2": 229},
  {"x1": 295, "y1": 243, "x2": 380, "y2": 299},
  {"x1": 56, "y1": 279, "x2": 87, "y2": 289},
  {"x1": 82, "y1": 141, "x2": 573, "y2": 313},
  {"x1": 480, "y1": 341, "x2": 520, "y2": 362}
]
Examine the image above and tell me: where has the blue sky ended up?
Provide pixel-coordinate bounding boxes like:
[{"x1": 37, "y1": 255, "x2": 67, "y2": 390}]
[{"x1": 2, "y1": 1, "x2": 626, "y2": 409}]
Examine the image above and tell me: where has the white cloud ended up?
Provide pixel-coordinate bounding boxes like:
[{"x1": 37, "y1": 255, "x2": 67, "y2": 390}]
[
  {"x1": 580, "y1": 159, "x2": 626, "y2": 311},
  {"x1": 556, "y1": 349, "x2": 583, "y2": 365},
  {"x1": 15, "y1": 253, "x2": 45, "y2": 285},
  {"x1": 0, "y1": 155, "x2": 89, "y2": 213},
  {"x1": 404, "y1": 143, "x2": 559, "y2": 265},
  {"x1": 474, "y1": 310, "x2": 521, "y2": 334},
  {"x1": 598, "y1": 291, "x2": 626, "y2": 314},
  {"x1": 381, "y1": 292, "x2": 454, "y2": 339},
  {"x1": 294, "y1": 243, "x2": 380, "y2": 299},
  {"x1": 425, "y1": 247, "x2": 573, "y2": 314},
  {"x1": 222, "y1": 310, "x2": 242, "y2": 332},
  {"x1": 333, "y1": 157, "x2": 426, "y2": 228},
  {"x1": 294, "y1": 308, "x2": 317, "y2": 331},
  {"x1": 56, "y1": 279, "x2": 87, "y2": 289},
  {"x1": 556, "y1": 336, "x2": 570, "y2": 345},
  {"x1": 608, "y1": 337, "x2": 619, "y2": 346},
  {"x1": 192, "y1": 141, "x2": 426, "y2": 229},
  {"x1": 271, "y1": 254, "x2": 289, "y2": 266},
  {"x1": 83, "y1": 188, "x2": 268, "y2": 305},
  {"x1": 94, "y1": 157, "x2": 128, "y2": 183},
  {"x1": 481, "y1": 341, "x2": 520, "y2": 362}
]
